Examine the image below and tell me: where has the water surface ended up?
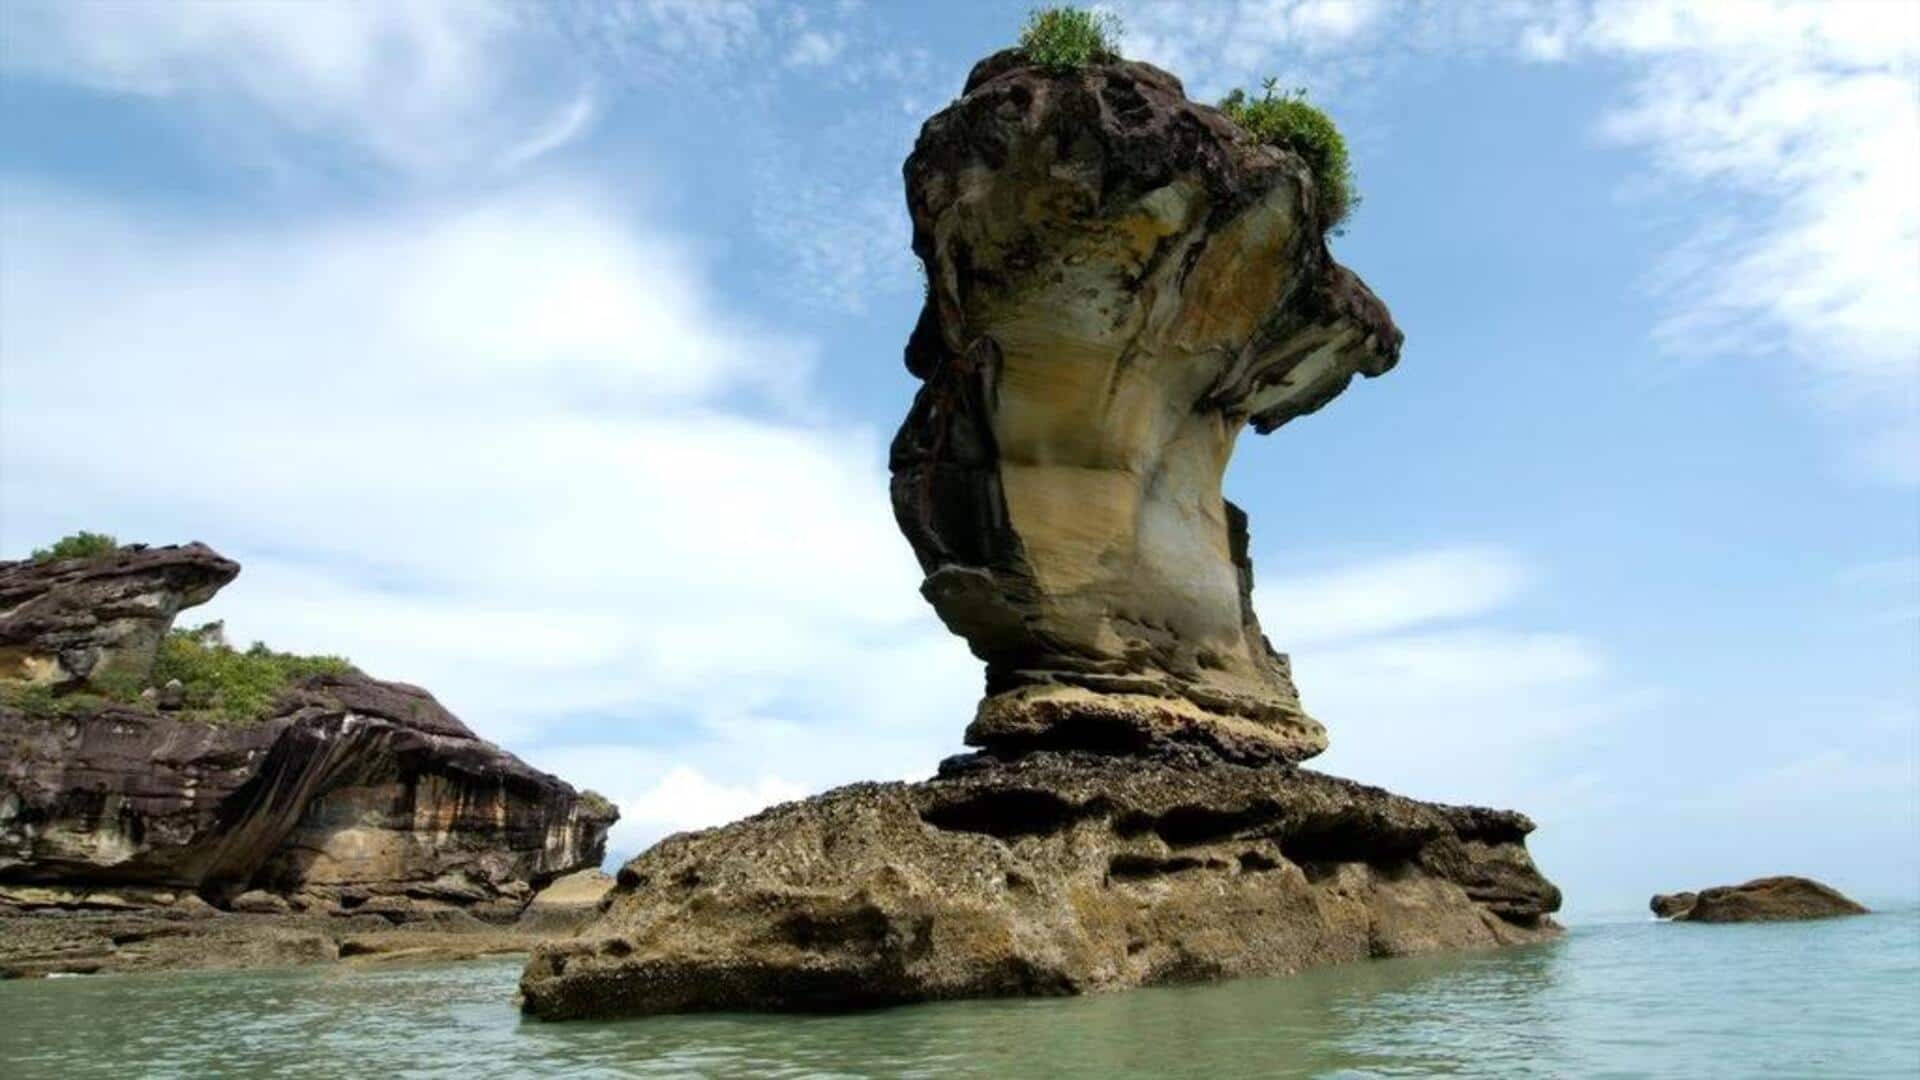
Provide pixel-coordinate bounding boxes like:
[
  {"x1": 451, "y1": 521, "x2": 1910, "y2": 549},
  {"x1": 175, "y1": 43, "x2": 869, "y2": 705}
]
[{"x1": 4, "y1": 909, "x2": 1915, "y2": 1078}]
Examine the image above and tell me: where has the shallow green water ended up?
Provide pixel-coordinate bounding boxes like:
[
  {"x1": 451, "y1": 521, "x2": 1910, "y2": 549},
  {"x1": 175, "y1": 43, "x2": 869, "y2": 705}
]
[{"x1": 3, "y1": 909, "x2": 1916, "y2": 1078}]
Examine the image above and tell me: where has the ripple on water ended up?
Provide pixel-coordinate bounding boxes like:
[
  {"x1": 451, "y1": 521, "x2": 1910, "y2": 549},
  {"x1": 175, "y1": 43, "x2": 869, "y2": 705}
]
[{"x1": 2, "y1": 909, "x2": 1916, "y2": 1079}]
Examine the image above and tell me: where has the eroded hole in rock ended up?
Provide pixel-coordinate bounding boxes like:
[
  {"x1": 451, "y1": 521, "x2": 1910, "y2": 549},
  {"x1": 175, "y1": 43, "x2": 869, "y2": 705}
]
[
  {"x1": 1280, "y1": 819, "x2": 1417, "y2": 865},
  {"x1": 1237, "y1": 849, "x2": 1280, "y2": 872},
  {"x1": 1107, "y1": 853, "x2": 1213, "y2": 881},
  {"x1": 1152, "y1": 803, "x2": 1276, "y2": 847},
  {"x1": 776, "y1": 906, "x2": 891, "y2": 951},
  {"x1": 918, "y1": 789, "x2": 1086, "y2": 839},
  {"x1": 599, "y1": 938, "x2": 634, "y2": 958}
]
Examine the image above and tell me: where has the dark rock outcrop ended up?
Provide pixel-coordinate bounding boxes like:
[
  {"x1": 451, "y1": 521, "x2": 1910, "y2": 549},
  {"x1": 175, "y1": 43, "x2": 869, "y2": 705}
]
[
  {"x1": 0, "y1": 544, "x2": 238, "y2": 689},
  {"x1": 520, "y1": 48, "x2": 1555, "y2": 1021},
  {"x1": 1651, "y1": 877, "x2": 1868, "y2": 923},
  {"x1": 521, "y1": 750, "x2": 1556, "y2": 1018},
  {"x1": 0, "y1": 545, "x2": 615, "y2": 918}
]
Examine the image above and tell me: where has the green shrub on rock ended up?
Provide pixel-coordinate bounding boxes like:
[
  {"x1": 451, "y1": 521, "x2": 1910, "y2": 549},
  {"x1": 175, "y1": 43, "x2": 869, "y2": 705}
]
[
  {"x1": 1219, "y1": 79, "x2": 1360, "y2": 231},
  {"x1": 1018, "y1": 6, "x2": 1122, "y2": 71},
  {"x1": 29, "y1": 531, "x2": 120, "y2": 563},
  {"x1": 150, "y1": 621, "x2": 356, "y2": 725}
]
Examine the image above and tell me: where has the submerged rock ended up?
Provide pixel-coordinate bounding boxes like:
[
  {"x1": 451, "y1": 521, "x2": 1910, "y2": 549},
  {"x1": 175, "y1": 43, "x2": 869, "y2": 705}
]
[
  {"x1": 521, "y1": 751, "x2": 1557, "y2": 1019},
  {"x1": 0, "y1": 544, "x2": 616, "y2": 916},
  {"x1": 1651, "y1": 877, "x2": 1867, "y2": 923}
]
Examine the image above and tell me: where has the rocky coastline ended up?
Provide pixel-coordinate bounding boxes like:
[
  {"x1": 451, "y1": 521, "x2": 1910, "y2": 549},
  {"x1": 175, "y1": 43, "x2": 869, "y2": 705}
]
[{"x1": 0, "y1": 543, "x2": 618, "y2": 975}]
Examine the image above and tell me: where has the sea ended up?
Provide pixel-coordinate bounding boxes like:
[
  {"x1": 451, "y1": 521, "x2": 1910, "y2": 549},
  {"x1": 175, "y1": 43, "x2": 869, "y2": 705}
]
[{"x1": 3, "y1": 907, "x2": 1915, "y2": 1078}]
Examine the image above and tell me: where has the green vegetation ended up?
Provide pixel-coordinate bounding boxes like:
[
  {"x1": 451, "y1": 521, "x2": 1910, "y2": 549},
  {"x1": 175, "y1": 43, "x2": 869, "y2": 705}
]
[
  {"x1": 1018, "y1": 6, "x2": 1121, "y2": 71},
  {"x1": 150, "y1": 622, "x2": 356, "y2": 726},
  {"x1": 30, "y1": 531, "x2": 120, "y2": 563},
  {"x1": 1219, "y1": 79, "x2": 1359, "y2": 231},
  {"x1": 1, "y1": 622, "x2": 356, "y2": 726},
  {"x1": 578, "y1": 789, "x2": 617, "y2": 818}
]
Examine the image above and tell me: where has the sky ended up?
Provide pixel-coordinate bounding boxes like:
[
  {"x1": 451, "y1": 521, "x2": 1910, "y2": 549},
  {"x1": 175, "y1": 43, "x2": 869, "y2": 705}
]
[{"x1": 0, "y1": 0, "x2": 1914, "y2": 917}]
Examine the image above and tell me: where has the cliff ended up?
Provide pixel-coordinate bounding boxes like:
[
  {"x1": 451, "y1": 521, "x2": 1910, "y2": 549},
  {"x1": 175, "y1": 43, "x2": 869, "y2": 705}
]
[
  {"x1": 0, "y1": 543, "x2": 616, "y2": 918},
  {"x1": 519, "y1": 49, "x2": 1557, "y2": 1020}
]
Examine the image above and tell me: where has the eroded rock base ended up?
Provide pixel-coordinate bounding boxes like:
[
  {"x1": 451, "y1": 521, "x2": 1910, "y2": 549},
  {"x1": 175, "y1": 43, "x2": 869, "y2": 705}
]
[
  {"x1": 0, "y1": 870, "x2": 614, "y2": 978},
  {"x1": 519, "y1": 750, "x2": 1560, "y2": 1020}
]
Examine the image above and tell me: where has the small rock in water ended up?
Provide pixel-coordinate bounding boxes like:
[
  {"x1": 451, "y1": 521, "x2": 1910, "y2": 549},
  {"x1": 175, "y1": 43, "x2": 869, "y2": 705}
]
[{"x1": 1650, "y1": 876, "x2": 1867, "y2": 922}]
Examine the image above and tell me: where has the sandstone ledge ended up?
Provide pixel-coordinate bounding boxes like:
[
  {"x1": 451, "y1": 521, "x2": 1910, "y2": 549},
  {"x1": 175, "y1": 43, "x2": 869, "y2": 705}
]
[{"x1": 519, "y1": 751, "x2": 1559, "y2": 1020}]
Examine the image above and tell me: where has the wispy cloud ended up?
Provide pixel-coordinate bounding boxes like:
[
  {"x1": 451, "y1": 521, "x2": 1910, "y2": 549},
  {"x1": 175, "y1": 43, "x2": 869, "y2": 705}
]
[
  {"x1": 1259, "y1": 545, "x2": 1530, "y2": 645},
  {"x1": 0, "y1": 0, "x2": 594, "y2": 174},
  {"x1": 498, "y1": 93, "x2": 597, "y2": 170},
  {"x1": 1257, "y1": 545, "x2": 1634, "y2": 807},
  {"x1": 1117, "y1": 0, "x2": 1387, "y2": 98},
  {"x1": 1537, "y1": 1, "x2": 1920, "y2": 483}
]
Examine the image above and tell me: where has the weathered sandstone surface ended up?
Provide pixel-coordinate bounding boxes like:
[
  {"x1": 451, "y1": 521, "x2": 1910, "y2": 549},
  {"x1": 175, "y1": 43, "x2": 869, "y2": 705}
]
[
  {"x1": 891, "y1": 51, "x2": 1401, "y2": 763},
  {"x1": 1651, "y1": 876, "x2": 1868, "y2": 923},
  {"x1": 521, "y1": 750, "x2": 1558, "y2": 1018},
  {"x1": 0, "y1": 871, "x2": 613, "y2": 978},
  {"x1": 0, "y1": 543, "x2": 238, "y2": 690},
  {"x1": 0, "y1": 544, "x2": 615, "y2": 930},
  {"x1": 520, "y1": 49, "x2": 1557, "y2": 1021}
]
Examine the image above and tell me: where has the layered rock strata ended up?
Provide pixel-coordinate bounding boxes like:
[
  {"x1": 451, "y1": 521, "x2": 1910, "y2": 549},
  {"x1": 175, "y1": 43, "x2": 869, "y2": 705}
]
[
  {"x1": 519, "y1": 49, "x2": 1558, "y2": 1020},
  {"x1": 521, "y1": 750, "x2": 1558, "y2": 1018},
  {"x1": 1651, "y1": 876, "x2": 1868, "y2": 923},
  {"x1": 0, "y1": 543, "x2": 238, "y2": 689},
  {"x1": 0, "y1": 545, "x2": 615, "y2": 919},
  {"x1": 0, "y1": 870, "x2": 615, "y2": 978},
  {"x1": 891, "y1": 51, "x2": 1401, "y2": 763}
]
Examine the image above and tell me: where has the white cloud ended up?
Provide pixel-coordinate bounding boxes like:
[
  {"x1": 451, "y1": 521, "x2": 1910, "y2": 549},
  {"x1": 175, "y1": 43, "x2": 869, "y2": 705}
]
[
  {"x1": 1, "y1": 0, "x2": 592, "y2": 173},
  {"x1": 1116, "y1": 0, "x2": 1386, "y2": 98},
  {"x1": 1258, "y1": 545, "x2": 1530, "y2": 644},
  {"x1": 1257, "y1": 546, "x2": 1632, "y2": 806},
  {"x1": 1522, "y1": 1, "x2": 1920, "y2": 482},
  {"x1": 786, "y1": 30, "x2": 846, "y2": 68},
  {"x1": 0, "y1": 184, "x2": 978, "y2": 805},
  {"x1": 498, "y1": 92, "x2": 597, "y2": 170}
]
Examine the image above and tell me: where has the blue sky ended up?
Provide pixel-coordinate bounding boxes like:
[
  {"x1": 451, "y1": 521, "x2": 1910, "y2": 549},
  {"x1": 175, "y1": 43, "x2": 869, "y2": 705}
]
[{"x1": 1, "y1": 1, "x2": 1914, "y2": 916}]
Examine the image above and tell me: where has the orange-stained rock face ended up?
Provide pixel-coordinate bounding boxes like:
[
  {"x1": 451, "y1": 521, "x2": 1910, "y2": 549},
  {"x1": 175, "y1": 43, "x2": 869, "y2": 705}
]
[{"x1": 891, "y1": 51, "x2": 1402, "y2": 764}]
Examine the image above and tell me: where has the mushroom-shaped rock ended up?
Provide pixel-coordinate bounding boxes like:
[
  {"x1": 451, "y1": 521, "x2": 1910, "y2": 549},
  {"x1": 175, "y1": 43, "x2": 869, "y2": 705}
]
[{"x1": 891, "y1": 51, "x2": 1401, "y2": 765}]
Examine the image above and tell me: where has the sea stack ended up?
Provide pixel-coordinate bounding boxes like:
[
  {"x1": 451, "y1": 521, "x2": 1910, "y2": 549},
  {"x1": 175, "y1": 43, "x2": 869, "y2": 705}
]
[{"x1": 519, "y1": 49, "x2": 1560, "y2": 1021}]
